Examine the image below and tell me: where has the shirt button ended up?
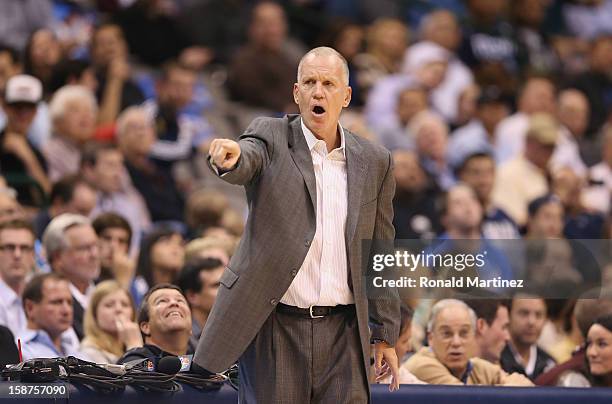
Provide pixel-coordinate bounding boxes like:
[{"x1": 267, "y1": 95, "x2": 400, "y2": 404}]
[
  {"x1": 270, "y1": 298, "x2": 278, "y2": 305},
  {"x1": 291, "y1": 269, "x2": 298, "y2": 276}
]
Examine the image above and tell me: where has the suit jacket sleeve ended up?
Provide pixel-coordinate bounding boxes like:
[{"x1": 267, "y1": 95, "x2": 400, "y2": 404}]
[
  {"x1": 368, "y1": 150, "x2": 401, "y2": 346},
  {"x1": 207, "y1": 117, "x2": 275, "y2": 185}
]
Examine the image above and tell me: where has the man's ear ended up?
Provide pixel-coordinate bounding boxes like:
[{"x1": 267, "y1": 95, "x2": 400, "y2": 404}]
[
  {"x1": 476, "y1": 318, "x2": 487, "y2": 335},
  {"x1": 185, "y1": 290, "x2": 199, "y2": 308},
  {"x1": 24, "y1": 299, "x2": 35, "y2": 321},
  {"x1": 343, "y1": 86, "x2": 352, "y2": 108},
  {"x1": 293, "y1": 83, "x2": 299, "y2": 105},
  {"x1": 140, "y1": 321, "x2": 150, "y2": 338}
]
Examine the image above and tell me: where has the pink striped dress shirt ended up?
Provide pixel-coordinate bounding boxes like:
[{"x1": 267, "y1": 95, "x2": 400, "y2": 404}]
[{"x1": 280, "y1": 119, "x2": 354, "y2": 308}]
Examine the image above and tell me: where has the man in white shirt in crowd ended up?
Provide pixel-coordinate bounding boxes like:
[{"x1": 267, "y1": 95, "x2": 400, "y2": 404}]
[
  {"x1": 0, "y1": 219, "x2": 35, "y2": 336},
  {"x1": 42, "y1": 213, "x2": 100, "y2": 340}
]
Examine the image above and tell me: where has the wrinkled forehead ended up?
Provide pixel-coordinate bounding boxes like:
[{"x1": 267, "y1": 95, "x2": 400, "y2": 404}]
[
  {"x1": 434, "y1": 306, "x2": 473, "y2": 329},
  {"x1": 298, "y1": 53, "x2": 347, "y2": 84}
]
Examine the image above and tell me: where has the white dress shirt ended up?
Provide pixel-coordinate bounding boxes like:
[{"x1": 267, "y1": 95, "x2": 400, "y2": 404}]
[
  {"x1": 281, "y1": 119, "x2": 354, "y2": 308},
  {"x1": 0, "y1": 278, "x2": 27, "y2": 336},
  {"x1": 69, "y1": 282, "x2": 95, "y2": 310}
]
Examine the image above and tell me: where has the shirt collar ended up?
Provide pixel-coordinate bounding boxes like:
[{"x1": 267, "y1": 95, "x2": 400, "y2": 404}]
[
  {"x1": 0, "y1": 277, "x2": 21, "y2": 306},
  {"x1": 300, "y1": 118, "x2": 346, "y2": 158},
  {"x1": 69, "y1": 282, "x2": 95, "y2": 309},
  {"x1": 23, "y1": 328, "x2": 80, "y2": 355}
]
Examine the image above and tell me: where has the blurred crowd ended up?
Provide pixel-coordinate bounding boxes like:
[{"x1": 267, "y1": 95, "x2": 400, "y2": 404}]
[{"x1": 0, "y1": 0, "x2": 611, "y2": 391}]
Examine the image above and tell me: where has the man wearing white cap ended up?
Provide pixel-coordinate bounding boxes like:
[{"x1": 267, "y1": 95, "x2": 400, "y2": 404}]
[{"x1": 0, "y1": 74, "x2": 50, "y2": 205}]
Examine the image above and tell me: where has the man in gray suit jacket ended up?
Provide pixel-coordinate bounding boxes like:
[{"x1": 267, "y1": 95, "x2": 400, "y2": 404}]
[{"x1": 194, "y1": 47, "x2": 400, "y2": 403}]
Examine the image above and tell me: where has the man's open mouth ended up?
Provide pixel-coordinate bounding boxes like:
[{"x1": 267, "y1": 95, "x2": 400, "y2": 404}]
[{"x1": 312, "y1": 106, "x2": 326, "y2": 116}]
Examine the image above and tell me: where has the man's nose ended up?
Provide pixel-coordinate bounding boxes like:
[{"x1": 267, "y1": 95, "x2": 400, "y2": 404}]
[{"x1": 313, "y1": 82, "x2": 324, "y2": 98}]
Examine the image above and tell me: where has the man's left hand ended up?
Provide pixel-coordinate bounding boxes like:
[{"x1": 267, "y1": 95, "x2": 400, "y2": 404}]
[{"x1": 374, "y1": 341, "x2": 400, "y2": 391}]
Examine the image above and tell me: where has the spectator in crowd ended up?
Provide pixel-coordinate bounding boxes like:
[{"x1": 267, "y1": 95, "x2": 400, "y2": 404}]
[
  {"x1": 449, "y1": 86, "x2": 511, "y2": 163},
  {"x1": 413, "y1": 9, "x2": 474, "y2": 124},
  {"x1": 585, "y1": 314, "x2": 612, "y2": 387},
  {"x1": 510, "y1": 0, "x2": 560, "y2": 75},
  {"x1": 23, "y1": 29, "x2": 61, "y2": 96},
  {"x1": 464, "y1": 298, "x2": 511, "y2": 364},
  {"x1": 493, "y1": 113, "x2": 558, "y2": 227},
  {"x1": 116, "y1": 106, "x2": 184, "y2": 223},
  {"x1": 565, "y1": 35, "x2": 612, "y2": 135},
  {"x1": 92, "y1": 212, "x2": 136, "y2": 289},
  {"x1": 145, "y1": 61, "x2": 214, "y2": 168},
  {"x1": 495, "y1": 77, "x2": 557, "y2": 163},
  {"x1": 89, "y1": 23, "x2": 145, "y2": 124},
  {"x1": 177, "y1": 0, "x2": 251, "y2": 65},
  {"x1": 552, "y1": 168, "x2": 605, "y2": 239},
  {"x1": 133, "y1": 227, "x2": 185, "y2": 307},
  {"x1": 82, "y1": 142, "x2": 151, "y2": 248},
  {"x1": 536, "y1": 288, "x2": 612, "y2": 386},
  {"x1": 113, "y1": 0, "x2": 211, "y2": 69},
  {"x1": 453, "y1": 146, "x2": 520, "y2": 239},
  {"x1": 226, "y1": 1, "x2": 302, "y2": 113},
  {"x1": 118, "y1": 284, "x2": 192, "y2": 363},
  {"x1": 583, "y1": 125, "x2": 612, "y2": 214},
  {"x1": 177, "y1": 257, "x2": 224, "y2": 352},
  {"x1": 523, "y1": 194, "x2": 599, "y2": 286},
  {"x1": 0, "y1": 0, "x2": 53, "y2": 52},
  {"x1": 0, "y1": 219, "x2": 35, "y2": 336},
  {"x1": 436, "y1": 183, "x2": 514, "y2": 282},
  {"x1": 184, "y1": 236, "x2": 233, "y2": 265},
  {"x1": 353, "y1": 18, "x2": 410, "y2": 99},
  {"x1": 392, "y1": 149, "x2": 442, "y2": 241},
  {"x1": 184, "y1": 189, "x2": 231, "y2": 238},
  {"x1": 411, "y1": 111, "x2": 453, "y2": 190},
  {"x1": 551, "y1": 89, "x2": 590, "y2": 174},
  {"x1": 365, "y1": 40, "x2": 449, "y2": 137},
  {"x1": 0, "y1": 45, "x2": 22, "y2": 98},
  {"x1": 539, "y1": 299, "x2": 582, "y2": 364},
  {"x1": 0, "y1": 74, "x2": 50, "y2": 205},
  {"x1": 42, "y1": 213, "x2": 101, "y2": 340},
  {"x1": 19, "y1": 273, "x2": 81, "y2": 360},
  {"x1": 80, "y1": 280, "x2": 142, "y2": 364},
  {"x1": 501, "y1": 296, "x2": 556, "y2": 381},
  {"x1": 317, "y1": 19, "x2": 365, "y2": 105},
  {"x1": 48, "y1": 59, "x2": 98, "y2": 95},
  {"x1": 33, "y1": 175, "x2": 97, "y2": 238},
  {"x1": 0, "y1": 187, "x2": 24, "y2": 224},
  {"x1": 376, "y1": 84, "x2": 428, "y2": 151},
  {"x1": 459, "y1": 0, "x2": 522, "y2": 93},
  {"x1": 43, "y1": 85, "x2": 97, "y2": 182},
  {"x1": 404, "y1": 299, "x2": 532, "y2": 385}
]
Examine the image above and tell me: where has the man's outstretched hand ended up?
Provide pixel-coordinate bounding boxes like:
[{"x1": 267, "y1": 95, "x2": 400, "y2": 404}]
[
  {"x1": 374, "y1": 341, "x2": 400, "y2": 391},
  {"x1": 209, "y1": 139, "x2": 241, "y2": 171}
]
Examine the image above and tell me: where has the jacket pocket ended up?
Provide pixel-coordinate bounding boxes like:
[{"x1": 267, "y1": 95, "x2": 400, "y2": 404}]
[{"x1": 220, "y1": 266, "x2": 239, "y2": 289}]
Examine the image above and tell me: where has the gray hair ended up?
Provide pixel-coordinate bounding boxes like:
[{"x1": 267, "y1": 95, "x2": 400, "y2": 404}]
[
  {"x1": 115, "y1": 106, "x2": 152, "y2": 139},
  {"x1": 49, "y1": 85, "x2": 98, "y2": 123},
  {"x1": 427, "y1": 299, "x2": 477, "y2": 333},
  {"x1": 297, "y1": 46, "x2": 349, "y2": 86},
  {"x1": 42, "y1": 213, "x2": 91, "y2": 261}
]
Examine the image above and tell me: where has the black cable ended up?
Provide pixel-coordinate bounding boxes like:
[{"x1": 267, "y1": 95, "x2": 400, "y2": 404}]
[{"x1": 174, "y1": 372, "x2": 226, "y2": 391}]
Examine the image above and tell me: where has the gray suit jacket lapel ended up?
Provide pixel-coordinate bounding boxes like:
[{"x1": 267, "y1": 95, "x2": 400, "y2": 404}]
[
  {"x1": 288, "y1": 116, "x2": 368, "y2": 244},
  {"x1": 345, "y1": 132, "x2": 367, "y2": 245},
  {"x1": 288, "y1": 117, "x2": 317, "y2": 210}
]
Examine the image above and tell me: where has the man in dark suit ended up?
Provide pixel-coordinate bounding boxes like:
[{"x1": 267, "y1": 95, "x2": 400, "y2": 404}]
[{"x1": 194, "y1": 47, "x2": 400, "y2": 403}]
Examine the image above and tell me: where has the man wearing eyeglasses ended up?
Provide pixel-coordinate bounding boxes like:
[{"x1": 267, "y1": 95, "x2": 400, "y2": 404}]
[
  {"x1": 42, "y1": 213, "x2": 101, "y2": 340},
  {"x1": 403, "y1": 299, "x2": 532, "y2": 386},
  {"x1": 0, "y1": 219, "x2": 35, "y2": 336}
]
